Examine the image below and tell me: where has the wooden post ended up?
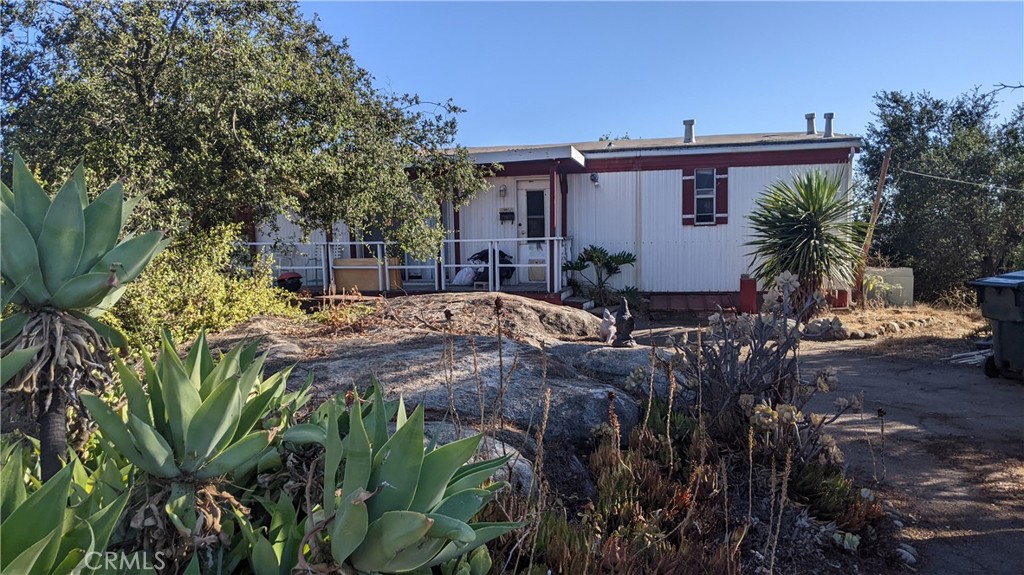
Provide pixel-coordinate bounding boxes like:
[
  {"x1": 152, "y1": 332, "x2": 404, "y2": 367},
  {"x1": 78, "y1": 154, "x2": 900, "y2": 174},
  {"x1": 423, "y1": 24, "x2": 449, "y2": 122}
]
[{"x1": 854, "y1": 148, "x2": 891, "y2": 303}]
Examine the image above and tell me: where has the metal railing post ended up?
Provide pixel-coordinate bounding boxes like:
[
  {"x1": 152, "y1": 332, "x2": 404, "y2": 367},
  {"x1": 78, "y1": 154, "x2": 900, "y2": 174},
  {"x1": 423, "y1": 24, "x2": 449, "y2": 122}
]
[
  {"x1": 377, "y1": 242, "x2": 385, "y2": 293},
  {"x1": 322, "y1": 241, "x2": 329, "y2": 292},
  {"x1": 440, "y1": 241, "x2": 447, "y2": 291},
  {"x1": 383, "y1": 242, "x2": 391, "y2": 291},
  {"x1": 325, "y1": 243, "x2": 333, "y2": 294},
  {"x1": 436, "y1": 242, "x2": 443, "y2": 291},
  {"x1": 488, "y1": 241, "x2": 495, "y2": 292}
]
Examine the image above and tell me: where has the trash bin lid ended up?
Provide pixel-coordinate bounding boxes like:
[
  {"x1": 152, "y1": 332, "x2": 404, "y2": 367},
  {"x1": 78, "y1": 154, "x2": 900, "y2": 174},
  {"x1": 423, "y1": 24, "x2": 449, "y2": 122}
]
[
  {"x1": 970, "y1": 270, "x2": 1024, "y2": 291},
  {"x1": 278, "y1": 272, "x2": 302, "y2": 281}
]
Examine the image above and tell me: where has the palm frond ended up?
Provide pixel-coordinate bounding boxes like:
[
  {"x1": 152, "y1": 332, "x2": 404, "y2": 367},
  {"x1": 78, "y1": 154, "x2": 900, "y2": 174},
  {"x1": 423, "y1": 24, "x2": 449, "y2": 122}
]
[{"x1": 745, "y1": 169, "x2": 866, "y2": 293}]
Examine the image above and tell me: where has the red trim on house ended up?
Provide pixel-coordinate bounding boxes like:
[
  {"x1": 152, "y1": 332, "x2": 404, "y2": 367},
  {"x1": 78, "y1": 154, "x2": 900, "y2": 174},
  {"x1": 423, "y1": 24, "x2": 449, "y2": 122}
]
[
  {"x1": 559, "y1": 171, "x2": 569, "y2": 236},
  {"x1": 236, "y1": 208, "x2": 257, "y2": 242},
  {"x1": 715, "y1": 176, "x2": 729, "y2": 224},
  {"x1": 347, "y1": 228, "x2": 357, "y2": 259},
  {"x1": 648, "y1": 292, "x2": 741, "y2": 312},
  {"x1": 548, "y1": 163, "x2": 557, "y2": 293},
  {"x1": 492, "y1": 160, "x2": 560, "y2": 177},
  {"x1": 682, "y1": 169, "x2": 695, "y2": 225},
  {"x1": 562, "y1": 147, "x2": 852, "y2": 174}
]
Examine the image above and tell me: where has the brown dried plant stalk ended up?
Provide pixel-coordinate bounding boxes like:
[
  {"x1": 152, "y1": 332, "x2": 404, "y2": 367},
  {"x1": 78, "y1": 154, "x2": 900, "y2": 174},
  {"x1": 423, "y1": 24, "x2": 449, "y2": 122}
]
[
  {"x1": 643, "y1": 335, "x2": 657, "y2": 429},
  {"x1": 469, "y1": 335, "x2": 485, "y2": 429},
  {"x1": 527, "y1": 388, "x2": 553, "y2": 571},
  {"x1": 763, "y1": 455, "x2": 777, "y2": 560},
  {"x1": 748, "y1": 425, "x2": 755, "y2": 527},
  {"x1": 768, "y1": 449, "x2": 793, "y2": 575}
]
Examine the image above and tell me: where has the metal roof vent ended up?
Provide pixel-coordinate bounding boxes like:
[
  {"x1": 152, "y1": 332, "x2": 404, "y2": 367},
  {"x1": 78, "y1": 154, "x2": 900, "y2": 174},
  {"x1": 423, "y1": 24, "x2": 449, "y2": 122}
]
[
  {"x1": 683, "y1": 119, "x2": 696, "y2": 143},
  {"x1": 805, "y1": 113, "x2": 816, "y2": 135},
  {"x1": 823, "y1": 112, "x2": 835, "y2": 138}
]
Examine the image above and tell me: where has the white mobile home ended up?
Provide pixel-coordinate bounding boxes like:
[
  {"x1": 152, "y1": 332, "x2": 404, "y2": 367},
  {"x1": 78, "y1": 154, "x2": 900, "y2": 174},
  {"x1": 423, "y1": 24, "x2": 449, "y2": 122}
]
[{"x1": 254, "y1": 113, "x2": 860, "y2": 311}]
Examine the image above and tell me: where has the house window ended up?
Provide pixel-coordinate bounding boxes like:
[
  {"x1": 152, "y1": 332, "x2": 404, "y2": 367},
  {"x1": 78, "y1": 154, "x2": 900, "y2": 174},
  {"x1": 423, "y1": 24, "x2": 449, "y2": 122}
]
[
  {"x1": 694, "y1": 169, "x2": 715, "y2": 224},
  {"x1": 526, "y1": 190, "x2": 545, "y2": 238},
  {"x1": 683, "y1": 167, "x2": 728, "y2": 226}
]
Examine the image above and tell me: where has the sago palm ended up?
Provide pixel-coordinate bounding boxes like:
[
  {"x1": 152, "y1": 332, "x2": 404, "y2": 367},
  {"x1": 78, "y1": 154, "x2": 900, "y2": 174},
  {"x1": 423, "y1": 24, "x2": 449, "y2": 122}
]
[
  {"x1": 746, "y1": 169, "x2": 864, "y2": 313},
  {"x1": 1, "y1": 153, "x2": 167, "y2": 479}
]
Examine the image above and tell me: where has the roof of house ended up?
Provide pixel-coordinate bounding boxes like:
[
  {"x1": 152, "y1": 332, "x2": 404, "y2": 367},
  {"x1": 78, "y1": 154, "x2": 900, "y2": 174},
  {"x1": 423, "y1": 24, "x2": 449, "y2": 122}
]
[{"x1": 465, "y1": 131, "x2": 862, "y2": 167}]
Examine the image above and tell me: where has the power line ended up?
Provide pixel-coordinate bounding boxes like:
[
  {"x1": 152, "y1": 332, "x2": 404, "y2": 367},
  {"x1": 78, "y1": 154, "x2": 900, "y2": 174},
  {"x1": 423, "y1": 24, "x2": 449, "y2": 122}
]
[{"x1": 898, "y1": 168, "x2": 1024, "y2": 194}]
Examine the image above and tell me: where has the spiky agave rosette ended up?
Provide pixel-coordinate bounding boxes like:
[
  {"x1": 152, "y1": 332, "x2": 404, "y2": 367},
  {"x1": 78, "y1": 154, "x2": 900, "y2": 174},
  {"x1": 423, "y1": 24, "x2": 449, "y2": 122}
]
[
  {"x1": 79, "y1": 330, "x2": 312, "y2": 571},
  {"x1": 0, "y1": 153, "x2": 167, "y2": 416}
]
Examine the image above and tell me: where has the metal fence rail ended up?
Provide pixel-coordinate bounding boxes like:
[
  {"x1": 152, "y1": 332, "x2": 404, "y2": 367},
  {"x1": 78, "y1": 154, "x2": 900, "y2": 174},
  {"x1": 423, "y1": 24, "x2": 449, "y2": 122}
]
[{"x1": 241, "y1": 236, "x2": 565, "y2": 294}]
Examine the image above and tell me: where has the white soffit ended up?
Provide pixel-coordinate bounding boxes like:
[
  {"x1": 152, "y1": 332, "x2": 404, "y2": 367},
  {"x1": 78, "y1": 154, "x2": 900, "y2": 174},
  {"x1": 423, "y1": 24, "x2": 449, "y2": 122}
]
[{"x1": 469, "y1": 145, "x2": 586, "y2": 168}]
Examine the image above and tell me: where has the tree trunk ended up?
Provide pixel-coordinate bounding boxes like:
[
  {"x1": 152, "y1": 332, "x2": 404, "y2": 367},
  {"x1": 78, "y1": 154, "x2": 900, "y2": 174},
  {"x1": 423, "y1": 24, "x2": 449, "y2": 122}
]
[{"x1": 38, "y1": 392, "x2": 67, "y2": 481}]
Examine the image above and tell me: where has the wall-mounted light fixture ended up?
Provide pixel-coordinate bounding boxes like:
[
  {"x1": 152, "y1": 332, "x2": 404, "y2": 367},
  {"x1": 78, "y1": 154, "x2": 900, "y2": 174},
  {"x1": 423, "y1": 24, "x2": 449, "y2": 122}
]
[
  {"x1": 590, "y1": 173, "x2": 600, "y2": 185},
  {"x1": 498, "y1": 184, "x2": 507, "y2": 197}
]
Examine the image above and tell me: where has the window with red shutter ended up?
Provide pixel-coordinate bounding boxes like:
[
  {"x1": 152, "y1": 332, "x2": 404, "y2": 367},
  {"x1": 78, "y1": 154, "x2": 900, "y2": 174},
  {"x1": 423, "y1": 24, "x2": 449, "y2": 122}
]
[
  {"x1": 682, "y1": 168, "x2": 728, "y2": 226},
  {"x1": 695, "y1": 169, "x2": 716, "y2": 224}
]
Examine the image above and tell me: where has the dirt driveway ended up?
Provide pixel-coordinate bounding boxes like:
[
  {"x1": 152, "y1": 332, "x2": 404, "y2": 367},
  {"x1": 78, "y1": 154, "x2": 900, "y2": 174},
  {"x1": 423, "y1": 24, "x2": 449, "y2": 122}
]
[{"x1": 799, "y1": 340, "x2": 1024, "y2": 574}]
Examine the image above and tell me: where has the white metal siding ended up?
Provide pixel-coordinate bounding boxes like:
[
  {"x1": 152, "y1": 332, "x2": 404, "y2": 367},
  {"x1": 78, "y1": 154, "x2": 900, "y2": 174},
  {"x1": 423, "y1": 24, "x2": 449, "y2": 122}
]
[
  {"x1": 256, "y1": 213, "x2": 348, "y2": 244},
  {"x1": 458, "y1": 176, "x2": 524, "y2": 262},
  {"x1": 565, "y1": 172, "x2": 640, "y2": 289},
  {"x1": 567, "y1": 163, "x2": 851, "y2": 293}
]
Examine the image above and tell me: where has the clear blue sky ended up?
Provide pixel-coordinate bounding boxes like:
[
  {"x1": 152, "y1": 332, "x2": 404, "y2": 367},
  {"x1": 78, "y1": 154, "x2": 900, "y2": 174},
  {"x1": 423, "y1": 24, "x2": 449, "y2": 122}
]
[{"x1": 299, "y1": 1, "x2": 1024, "y2": 147}]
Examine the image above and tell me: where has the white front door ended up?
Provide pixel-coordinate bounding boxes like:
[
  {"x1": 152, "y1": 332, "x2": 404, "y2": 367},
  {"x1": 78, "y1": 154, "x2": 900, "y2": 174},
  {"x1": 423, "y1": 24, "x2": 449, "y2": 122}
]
[{"x1": 516, "y1": 180, "x2": 549, "y2": 285}]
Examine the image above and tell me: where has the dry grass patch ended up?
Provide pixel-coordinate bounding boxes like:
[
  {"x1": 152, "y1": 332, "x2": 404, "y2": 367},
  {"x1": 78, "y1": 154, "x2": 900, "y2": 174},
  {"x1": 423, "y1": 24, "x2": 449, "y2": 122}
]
[{"x1": 836, "y1": 304, "x2": 987, "y2": 360}]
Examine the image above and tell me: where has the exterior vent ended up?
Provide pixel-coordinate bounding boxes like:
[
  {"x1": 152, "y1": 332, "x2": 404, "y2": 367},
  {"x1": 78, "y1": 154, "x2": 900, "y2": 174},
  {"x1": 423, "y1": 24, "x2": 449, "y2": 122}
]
[
  {"x1": 805, "y1": 113, "x2": 816, "y2": 135},
  {"x1": 823, "y1": 112, "x2": 835, "y2": 138},
  {"x1": 683, "y1": 119, "x2": 695, "y2": 143}
]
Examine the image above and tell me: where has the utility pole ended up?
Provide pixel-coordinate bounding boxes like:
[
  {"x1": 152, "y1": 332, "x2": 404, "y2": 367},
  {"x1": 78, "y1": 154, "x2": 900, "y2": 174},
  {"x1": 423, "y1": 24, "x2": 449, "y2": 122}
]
[{"x1": 853, "y1": 148, "x2": 892, "y2": 303}]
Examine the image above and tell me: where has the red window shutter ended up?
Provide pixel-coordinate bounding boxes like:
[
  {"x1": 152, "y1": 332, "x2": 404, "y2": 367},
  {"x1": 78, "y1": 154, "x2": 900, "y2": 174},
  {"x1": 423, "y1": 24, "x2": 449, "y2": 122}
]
[
  {"x1": 682, "y1": 170, "x2": 695, "y2": 226},
  {"x1": 715, "y1": 174, "x2": 728, "y2": 225}
]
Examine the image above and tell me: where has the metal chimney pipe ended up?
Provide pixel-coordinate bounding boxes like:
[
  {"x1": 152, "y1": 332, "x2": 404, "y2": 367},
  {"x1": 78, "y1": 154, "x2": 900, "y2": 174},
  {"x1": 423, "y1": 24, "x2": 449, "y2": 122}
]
[
  {"x1": 683, "y1": 119, "x2": 695, "y2": 143},
  {"x1": 823, "y1": 112, "x2": 835, "y2": 138},
  {"x1": 805, "y1": 113, "x2": 816, "y2": 135}
]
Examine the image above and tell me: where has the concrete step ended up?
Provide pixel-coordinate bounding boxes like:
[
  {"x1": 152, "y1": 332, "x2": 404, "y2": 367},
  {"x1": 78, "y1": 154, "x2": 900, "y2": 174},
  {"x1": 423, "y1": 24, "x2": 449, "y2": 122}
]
[
  {"x1": 559, "y1": 287, "x2": 575, "y2": 301},
  {"x1": 563, "y1": 296, "x2": 594, "y2": 311}
]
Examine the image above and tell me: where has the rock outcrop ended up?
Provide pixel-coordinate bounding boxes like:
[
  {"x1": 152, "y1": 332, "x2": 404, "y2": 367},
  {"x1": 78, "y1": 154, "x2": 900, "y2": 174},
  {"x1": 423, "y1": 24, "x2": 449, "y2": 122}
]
[{"x1": 208, "y1": 293, "x2": 661, "y2": 503}]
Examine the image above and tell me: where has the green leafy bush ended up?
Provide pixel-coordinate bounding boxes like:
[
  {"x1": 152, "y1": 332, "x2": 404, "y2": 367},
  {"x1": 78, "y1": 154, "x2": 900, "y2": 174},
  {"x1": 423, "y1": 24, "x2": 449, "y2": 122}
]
[
  {"x1": 109, "y1": 224, "x2": 301, "y2": 349},
  {"x1": 562, "y1": 245, "x2": 638, "y2": 307}
]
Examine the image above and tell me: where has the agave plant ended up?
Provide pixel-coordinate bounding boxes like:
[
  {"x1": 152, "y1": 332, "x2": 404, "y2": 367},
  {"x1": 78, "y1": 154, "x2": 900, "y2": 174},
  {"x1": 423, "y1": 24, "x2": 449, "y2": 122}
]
[
  {"x1": 746, "y1": 169, "x2": 865, "y2": 315},
  {"x1": 0, "y1": 438, "x2": 130, "y2": 575},
  {"x1": 238, "y1": 384, "x2": 523, "y2": 574},
  {"x1": 1, "y1": 153, "x2": 167, "y2": 479},
  {"x1": 79, "y1": 330, "x2": 310, "y2": 570}
]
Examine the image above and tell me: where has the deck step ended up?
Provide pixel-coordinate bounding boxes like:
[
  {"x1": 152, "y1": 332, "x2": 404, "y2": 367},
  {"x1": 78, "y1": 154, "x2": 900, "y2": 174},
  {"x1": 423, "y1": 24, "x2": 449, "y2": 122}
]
[
  {"x1": 559, "y1": 287, "x2": 575, "y2": 301},
  {"x1": 563, "y1": 296, "x2": 594, "y2": 310}
]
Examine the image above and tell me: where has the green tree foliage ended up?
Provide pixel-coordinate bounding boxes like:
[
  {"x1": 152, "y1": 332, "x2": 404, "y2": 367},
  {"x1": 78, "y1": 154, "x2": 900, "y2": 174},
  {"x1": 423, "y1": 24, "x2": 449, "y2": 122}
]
[
  {"x1": 859, "y1": 90, "x2": 1024, "y2": 300},
  {"x1": 2, "y1": 0, "x2": 490, "y2": 259},
  {"x1": 106, "y1": 224, "x2": 302, "y2": 350},
  {"x1": 746, "y1": 169, "x2": 864, "y2": 309}
]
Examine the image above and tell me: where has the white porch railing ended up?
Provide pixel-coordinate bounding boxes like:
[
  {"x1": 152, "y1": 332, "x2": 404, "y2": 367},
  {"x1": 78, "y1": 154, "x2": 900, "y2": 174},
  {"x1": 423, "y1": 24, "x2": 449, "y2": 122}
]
[
  {"x1": 244, "y1": 241, "x2": 326, "y2": 286},
  {"x1": 242, "y1": 237, "x2": 567, "y2": 294}
]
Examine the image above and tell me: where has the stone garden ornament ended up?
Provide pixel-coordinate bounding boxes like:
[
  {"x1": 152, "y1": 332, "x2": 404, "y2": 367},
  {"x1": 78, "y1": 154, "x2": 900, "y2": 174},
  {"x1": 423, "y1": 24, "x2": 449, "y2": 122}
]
[{"x1": 612, "y1": 298, "x2": 636, "y2": 348}]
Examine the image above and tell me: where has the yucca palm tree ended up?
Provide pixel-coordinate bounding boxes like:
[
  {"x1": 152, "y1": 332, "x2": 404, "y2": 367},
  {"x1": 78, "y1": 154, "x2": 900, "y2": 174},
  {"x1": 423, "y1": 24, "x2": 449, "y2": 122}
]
[
  {"x1": 746, "y1": 169, "x2": 865, "y2": 315},
  {"x1": 1, "y1": 154, "x2": 167, "y2": 479}
]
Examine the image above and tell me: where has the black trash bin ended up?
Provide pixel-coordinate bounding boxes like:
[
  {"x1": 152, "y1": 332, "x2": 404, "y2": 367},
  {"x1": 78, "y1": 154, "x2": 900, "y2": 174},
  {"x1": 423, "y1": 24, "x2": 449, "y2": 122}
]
[{"x1": 970, "y1": 270, "x2": 1024, "y2": 380}]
